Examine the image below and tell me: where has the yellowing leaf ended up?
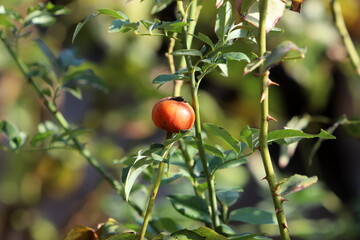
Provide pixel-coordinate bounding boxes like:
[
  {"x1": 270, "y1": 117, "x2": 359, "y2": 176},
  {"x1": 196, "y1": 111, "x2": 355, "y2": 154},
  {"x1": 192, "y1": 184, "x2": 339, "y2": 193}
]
[{"x1": 64, "y1": 226, "x2": 97, "y2": 240}]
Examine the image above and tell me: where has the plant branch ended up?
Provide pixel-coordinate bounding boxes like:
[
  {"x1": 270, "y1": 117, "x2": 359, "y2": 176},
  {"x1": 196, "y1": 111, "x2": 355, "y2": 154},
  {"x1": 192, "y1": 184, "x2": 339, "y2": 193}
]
[
  {"x1": 139, "y1": 131, "x2": 173, "y2": 240},
  {"x1": 0, "y1": 32, "x2": 148, "y2": 225},
  {"x1": 330, "y1": 0, "x2": 360, "y2": 79},
  {"x1": 178, "y1": 1, "x2": 221, "y2": 230},
  {"x1": 257, "y1": 1, "x2": 290, "y2": 239}
]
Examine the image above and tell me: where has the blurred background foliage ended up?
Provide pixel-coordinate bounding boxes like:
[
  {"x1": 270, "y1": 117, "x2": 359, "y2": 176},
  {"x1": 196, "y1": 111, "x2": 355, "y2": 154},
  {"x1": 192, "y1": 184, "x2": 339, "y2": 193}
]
[{"x1": 0, "y1": 0, "x2": 360, "y2": 239}]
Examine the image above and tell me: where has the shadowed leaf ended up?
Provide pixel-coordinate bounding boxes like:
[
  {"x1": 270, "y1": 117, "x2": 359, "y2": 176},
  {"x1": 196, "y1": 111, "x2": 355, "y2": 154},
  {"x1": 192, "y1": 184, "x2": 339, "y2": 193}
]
[{"x1": 277, "y1": 174, "x2": 318, "y2": 196}]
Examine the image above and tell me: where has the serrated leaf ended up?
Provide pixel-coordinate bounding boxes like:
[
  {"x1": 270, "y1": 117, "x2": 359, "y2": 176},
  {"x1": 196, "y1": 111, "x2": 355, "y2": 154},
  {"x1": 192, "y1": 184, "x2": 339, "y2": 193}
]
[
  {"x1": 63, "y1": 225, "x2": 97, "y2": 240},
  {"x1": 167, "y1": 195, "x2": 211, "y2": 223},
  {"x1": 229, "y1": 207, "x2": 275, "y2": 224},
  {"x1": 262, "y1": 41, "x2": 306, "y2": 72},
  {"x1": 276, "y1": 174, "x2": 318, "y2": 196},
  {"x1": 203, "y1": 123, "x2": 241, "y2": 154},
  {"x1": 268, "y1": 129, "x2": 336, "y2": 145},
  {"x1": 171, "y1": 49, "x2": 203, "y2": 57}
]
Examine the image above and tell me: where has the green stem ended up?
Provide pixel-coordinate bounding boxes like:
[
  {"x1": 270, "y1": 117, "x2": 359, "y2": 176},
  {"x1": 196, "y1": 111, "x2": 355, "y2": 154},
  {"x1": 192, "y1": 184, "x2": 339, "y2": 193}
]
[
  {"x1": 0, "y1": 32, "x2": 148, "y2": 228},
  {"x1": 139, "y1": 131, "x2": 173, "y2": 240},
  {"x1": 258, "y1": 1, "x2": 290, "y2": 240},
  {"x1": 330, "y1": 0, "x2": 360, "y2": 79},
  {"x1": 178, "y1": 0, "x2": 221, "y2": 230}
]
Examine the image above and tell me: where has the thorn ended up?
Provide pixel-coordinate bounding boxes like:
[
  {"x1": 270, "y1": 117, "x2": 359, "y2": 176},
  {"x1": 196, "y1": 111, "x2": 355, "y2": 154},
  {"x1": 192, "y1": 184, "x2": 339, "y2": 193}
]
[
  {"x1": 275, "y1": 208, "x2": 280, "y2": 214},
  {"x1": 282, "y1": 223, "x2": 288, "y2": 230},
  {"x1": 267, "y1": 79, "x2": 280, "y2": 87},
  {"x1": 267, "y1": 115, "x2": 278, "y2": 122},
  {"x1": 261, "y1": 176, "x2": 268, "y2": 181},
  {"x1": 281, "y1": 197, "x2": 289, "y2": 203},
  {"x1": 260, "y1": 92, "x2": 266, "y2": 102}
]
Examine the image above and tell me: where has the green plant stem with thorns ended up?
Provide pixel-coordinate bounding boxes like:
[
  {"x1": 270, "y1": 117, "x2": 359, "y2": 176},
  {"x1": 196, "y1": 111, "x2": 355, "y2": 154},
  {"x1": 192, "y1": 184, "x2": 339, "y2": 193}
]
[
  {"x1": 178, "y1": 0, "x2": 221, "y2": 231},
  {"x1": 0, "y1": 31, "x2": 154, "y2": 231},
  {"x1": 330, "y1": 0, "x2": 360, "y2": 79},
  {"x1": 257, "y1": 1, "x2": 290, "y2": 240},
  {"x1": 139, "y1": 131, "x2": 173, "y2": 240}
]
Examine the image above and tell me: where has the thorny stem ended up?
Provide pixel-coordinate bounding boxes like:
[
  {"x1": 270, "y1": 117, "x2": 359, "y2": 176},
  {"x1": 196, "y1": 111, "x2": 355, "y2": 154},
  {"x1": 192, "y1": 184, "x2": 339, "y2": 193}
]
[
  {"x1": 258, "y1": 1, "x2": 290, "y2": 240},
  {"x1": 0, "y1": 32, "x2": 149, "y2": 230},
  {"x1": 330, "y1": 0, "x2": 360, "y2": 79},
  {"x1": 178, "y1": 0, "x2": 221, "y2": 230},
  {"x1": 139, "y1": 131, "x2": 173, "y2": 240}
]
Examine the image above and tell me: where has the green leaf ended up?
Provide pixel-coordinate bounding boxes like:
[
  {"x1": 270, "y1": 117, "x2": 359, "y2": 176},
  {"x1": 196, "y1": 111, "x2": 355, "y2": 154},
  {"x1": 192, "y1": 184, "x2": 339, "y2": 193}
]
[
  {"x1": 169, "y1": 230, "x2": 203, "y2": 240},
  {"x1": 276, "y1": 174, "x2": 318, "y2": 196},
  {"x1": 240, "y1": 126, "x2": 259, "y2": 149},
  {"x1": 229, "y1": 232, "x2": 271, "y2": 240},
  {"x1": 342, "y1": 119, "x2": 360, "y2": 139},
  {"x1": 105, "y1": 233, "x2": 138, "y2": 240},
  {"x1": 72, "y1": 9, "x2": 128, "y2": 43},
  {"x1": 24, "y1": 10, "x2": 55, "y2": 27},
  {"x1": 229, "y1": 207, "x2": 275, "y2": 224},
  {"x1": 215, "y1": 1, "x2": 233, "y2": 41},
  {"x1": 216, "y1": 188, "x2": 242, "y2": 207},
  {"x1": 36, "y1": 39, "x2": 61, "y2": 77},
  {"x1": 151, "y1": 0, "x2": 175, "y2": 14},
  {"x1": 108, "y1": 19, "x2": 139, "y2": 33},
  {"x1": 204, "y1": 123, "x2": 241, "y2": 154},
  {"x1": 30, "y1": 131, "x2": 54, "y2": 147},
  {"x1": 58, "y1": 49, "x2": 84, "y2": 72},
  {"x1": 193, "y1": 227, "x2": 228, "y2": 240},
  {"x1": 63, "y1": 69, "x2": 106, "y2": 92},
  {"x1": 186, "y1": 140, "x2": 225, "y2": 159},
  {"x1": 262, "y1": 41, "x2": 306, "y2": 72},
  {"x1": 167, "y1": 195, "x2": 212, "y2": 223},
  {"x1": 243, "y1": 57, "x2": 265, "y2": 75},
  {"x1": 0, "y1": 121, "x2": 27, "y2": 151},
  {"x1": 171, "y1": 49, "x2": 203, "y2": 57},
  {"x1": 123, "y1": 151, "x2": 154, "y2": 201},
  {"x1": 152, "y1": 73, "x2": 187, "y2": 85},
  {"x1": 155, "y1": 20, "x2": 187, "y2": 33},
  {"x1": 218, "y1": 52, "x2": 250, "y2": 63},
  {"x1": 268, "y1": 129, "x2": 336, "y2": 145},
  {"x1": 195, "y1": 32, "x2": 214, "y2": 50},
  {"x1": 96, "y1": 218, "x2": 123, "y2": 240}
]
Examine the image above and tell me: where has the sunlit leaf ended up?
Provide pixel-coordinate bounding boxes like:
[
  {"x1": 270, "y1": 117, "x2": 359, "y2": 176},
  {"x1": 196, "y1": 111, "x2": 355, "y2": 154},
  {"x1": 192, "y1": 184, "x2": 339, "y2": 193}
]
[
  {"x1": 72, "y1": 9, "x2": 128, "y2": 43},
  {"x1": 193, "y1": 227, "x2": 228, "y2": 240},
  {"x1": 171, "y1": 49, "x2": 203, "y2": 57},
  {"x1": 229, "y1": 207, "x2": 275, "y2": 224},
  {"x1": 203, "y1": 123, "x2": 241, "y2": 154},
  {"x1": 151, "y1": 0, "x2": 175, "y2": 14},
  {"x1": 195, "y1": 32, "x2": 214, "y2": 50},
  {"x1": 268, "y1": 128, "x2": 336, "y2": 145},
  {"x1": 215, "y1": 0, "x2": 233, "y2": 41},
  {"x1": 167, "y1": 195, "x2": 211, "y2": 223},
  {"x1": 0, "y1": 121, "x2": 27, "y2": 151},
  {"x1": 96, "y1": 218, "x2": 122, "y2": 239},
  {"x1": 228, "y1": 232, "x2": 271, "y2": 240},
  {"x1": 123, "y1": 151, "x2": 154, "y2": 201},
  {"x1": 105, "y1": 233, "x2": 138, "y2": 240},
  {"x1": 276, "y1": 174, "x2": 318, "y2": 196},
  {"x1": 169, "y1": 230, "x2": 203, "y2": 240},
  {"x1": 239, "y1": 126, "x2": 259, "y2": 150}
]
